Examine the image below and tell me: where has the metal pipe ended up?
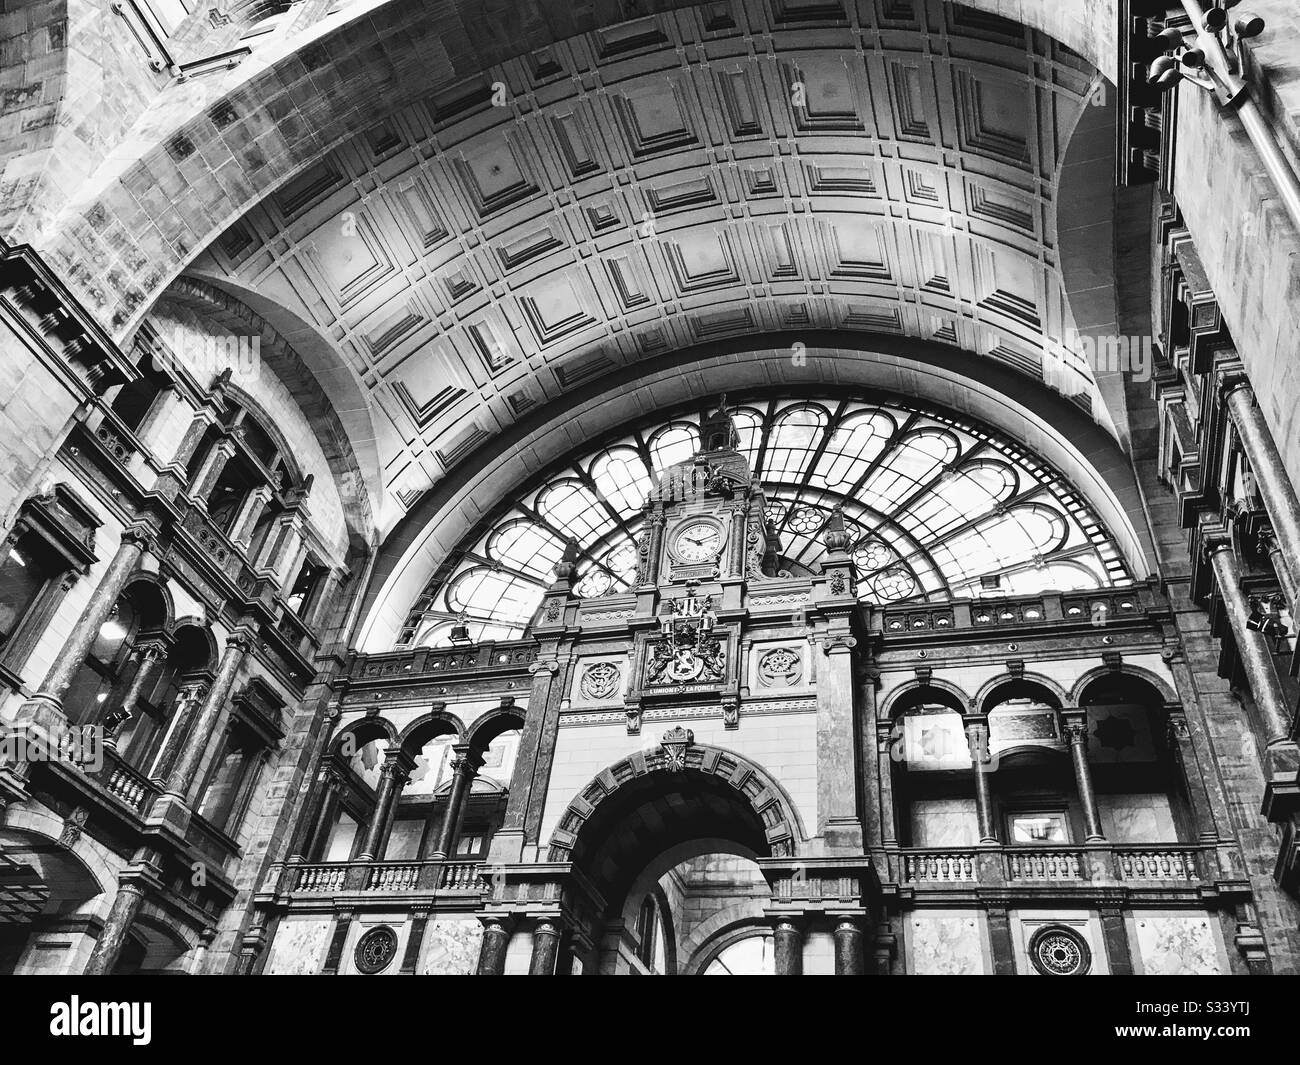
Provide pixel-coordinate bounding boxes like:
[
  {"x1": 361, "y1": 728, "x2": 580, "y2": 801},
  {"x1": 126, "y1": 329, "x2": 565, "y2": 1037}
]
[{"x1": 1179, "y1": 0, "x2": 1300, "y2": 237}]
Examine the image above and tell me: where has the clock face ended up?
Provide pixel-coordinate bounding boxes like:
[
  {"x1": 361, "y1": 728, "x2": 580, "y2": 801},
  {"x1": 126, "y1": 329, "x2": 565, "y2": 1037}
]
[{"x1": 673, "y1": 521, "x2": 722, "y2": 563}]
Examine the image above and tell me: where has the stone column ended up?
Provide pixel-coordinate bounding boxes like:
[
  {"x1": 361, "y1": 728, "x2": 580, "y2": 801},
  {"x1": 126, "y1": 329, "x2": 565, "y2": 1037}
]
[
  {"x1": 102, "y1": 639, "x2": 167, "y2": 748},
  {"x1": 228, "y1": 485, "x2": 273, "y2": 551},
  {"x1": 816, "y1": 633, "x2": 864, "y2": 850},
  {"x1": 430, "y1": 744, "x2": 486, "y2": 859},
  {"x1": 772, "y1": 917, "x2": 803, "y2": 975},
  {"x1": 876, "y1": 720, "x2": 898, "y2": 846},
  {"x1": 1062, "y1": 710, "x2": 1105, "y2": 841},
  {"x1": 832, "y1": 917, "x2": 866, "y2": 975},
  {"x1": 355, "y1": 748, "x2": 415, "y2": 861},
  {"x1": 476, "y1": 917, "x2": 512, "y2": 975},
  {"x1": 1257, "y1": 527, "x2": 1299, "y2": 620},
  {"x1": 1206, "y1": 541, "x2": 1300, "y2": 804},
  {"x1": 148, "y1": 626, "x2": 253, "y2": 835},
  {"x1": 638, "y1": 508, "x2": 666, "y2": 586},
  {"x1": 305, "y1": 762, "x2": 346, "y2": 860},
  {"x1": 82, "y1": 854, "x2": 162, "y2": 975},
  {"x1": 727, "y1": 500, "x2": 748, "y2": 578},
  {"x1": 146, "y1": 680, "x2": 209, "y2": 782},
  {"x1": 528, "y1": 918, "x2": 563, "y2": 975},
  {"x1": 964, "y1": 714, "x2": 998, "y2": 843},
  {"x1": 1225, "y1": 382, "x2": 1300, "y2": 598},
  {"x1": 489, "y1": 656, "x2": 561, "y2": 864},
  {"x1": 1165, "y1": 711, "x2": 1220, "y2": 843},
  {"x1": 187, "y1": 438, "x2": 236, "y2": 502},
  {"x1": 30, "y1": 523, "x2": 156, "y2": 714}
]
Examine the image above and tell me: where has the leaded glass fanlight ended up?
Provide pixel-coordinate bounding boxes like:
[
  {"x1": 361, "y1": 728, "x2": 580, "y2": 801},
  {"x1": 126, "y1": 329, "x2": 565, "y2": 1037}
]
[{"x1": 410, "y1": 395, "x2": 1131, "y2": 646}]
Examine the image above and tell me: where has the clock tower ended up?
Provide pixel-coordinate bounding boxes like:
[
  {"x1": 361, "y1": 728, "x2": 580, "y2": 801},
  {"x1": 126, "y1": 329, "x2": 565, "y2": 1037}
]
[
  {"x1": 622, "y1": 397, "x2": 784, "y2": 734},
  {"x1": 634, "y1": 396, "x2": 781, "y2": 590}
]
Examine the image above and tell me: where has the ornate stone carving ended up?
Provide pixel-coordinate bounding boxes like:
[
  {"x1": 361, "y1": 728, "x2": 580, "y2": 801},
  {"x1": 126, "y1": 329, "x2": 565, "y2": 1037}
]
[
  {"x1": 354, "y1": 925, "x2": 399, "y2": 975},
  {"x1": 579, "y1": 661, "x2": 621, "y2": 701},
  {"x1": 757, "y1": 646, "x2": 802, "y2": 687},
  {"x1": 58, "y1": 807, "x2": 90, "y2": 848},
  {"x1": 1027, "y1": 925, "x2": 1091, "y2": 976},
  {"x1": 660, "y1": 727, "x2": 694, "y2": 771}
]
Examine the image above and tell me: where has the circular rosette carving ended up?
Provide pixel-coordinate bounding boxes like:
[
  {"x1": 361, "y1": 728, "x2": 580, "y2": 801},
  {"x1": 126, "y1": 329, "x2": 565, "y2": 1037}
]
[
  {"x1": 757, "y1": 647, "x2": 802, "y2": 687},
  {"x1": 1027, "y1": 925, "x2": 1091, "y2": 976},
  {"x1": 579, "y1": 661, "x2": 621, "y2": 700},
  {"x1": 354, "y1": 926, "x2": 399, "y2": 974}
]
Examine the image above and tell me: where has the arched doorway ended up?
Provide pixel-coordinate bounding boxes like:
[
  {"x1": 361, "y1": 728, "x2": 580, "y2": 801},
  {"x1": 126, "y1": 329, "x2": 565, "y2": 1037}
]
[{"x1": 548, "y1": 739, "x2": 801, "y2": 975}]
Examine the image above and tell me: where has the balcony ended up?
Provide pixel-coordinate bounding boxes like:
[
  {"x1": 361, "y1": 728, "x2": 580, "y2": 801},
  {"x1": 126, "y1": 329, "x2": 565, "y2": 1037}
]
[
  {"x1": 273, "y1": 859, "x2": 487, "y2": 904},
  {"x1": 877, "y1": 584, "x2": 1163, "y2": 638},
  {"x1": 894, "y1": 843, "x2": 1245, "y2": 902}
]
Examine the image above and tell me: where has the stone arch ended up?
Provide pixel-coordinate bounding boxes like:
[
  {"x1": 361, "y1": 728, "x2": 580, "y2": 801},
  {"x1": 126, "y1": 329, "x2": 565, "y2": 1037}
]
[
  {"x1": 975, "y1": 673, "x2": 1070, "y2": 713},
  {"x1": 1071, "y1": 664, "x2": 1179, "y2": 708},
  {"x1": 125, "y1": 901, "x2": 201, "y2": 974},
  {"x1": 120, "y1": 573, "x2": 175, "y2": 634},
  {"x1": 155, "y1": 277, "x2": 377, "y2": 545},
  {"x1": 331, "y1": 714, "x2": 398, "y2": 757},
  {"x1": 170, "y1": 621, "x2": 219, "y2": 672},
  {"x1": 682, "y1": 916, "x2": 774, "y2": 976},
  {"x1": 395, "y1": 708, "x2": 465, "y2": 753},
  {"x1": 358, "y1": 340, "x2": 1158, "y2": 650},
  {"x1": 547, "y1": 741, "x2": 805, "y2": 869},
  {"x1": 466, "y1": 705, "x2": 525, "y2": 751},
  {"x1": 217, "y1": 380, "x2": 309, "y2": 489},
  {"x1": 880, "y1": 677, "x2": 972, "y2": 720},
  {"x1": 0, "y1": 807, "x2": 114, "y2": 912}
]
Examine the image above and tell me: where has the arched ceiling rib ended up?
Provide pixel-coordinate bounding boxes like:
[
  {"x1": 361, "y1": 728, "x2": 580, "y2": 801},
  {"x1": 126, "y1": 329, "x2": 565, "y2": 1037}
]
[{"x1": 180, "y1": 0, "x2": 1107, "y2": 532}]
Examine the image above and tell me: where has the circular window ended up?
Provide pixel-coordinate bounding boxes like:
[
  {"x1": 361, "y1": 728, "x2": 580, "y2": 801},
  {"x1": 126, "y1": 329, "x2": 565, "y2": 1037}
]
[
  {"x1": 1027, "y1": 925, "x2": 1091, "y2": 976},
  {"x1": 354, "y1": 926, "x2": 399, "y2": 974}
]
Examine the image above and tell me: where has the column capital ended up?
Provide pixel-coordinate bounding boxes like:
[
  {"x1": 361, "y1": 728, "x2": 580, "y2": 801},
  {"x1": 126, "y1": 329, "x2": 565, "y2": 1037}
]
[
  {"x1": 1219, "y1": 374, "x2": 1254, "y2": 404},
  {"x1": 450, "y1": 743, "x2": 486, "y2": 776},
  {"x1": 1061, "y1": 714, "x2": 1089, "y2": 743},
  {"x1": 1202, "y1": 534, "x2": 1236, "y2": 562},
  {"x1": 379, "y1": 746, "x2": 418, "y2": 782}
]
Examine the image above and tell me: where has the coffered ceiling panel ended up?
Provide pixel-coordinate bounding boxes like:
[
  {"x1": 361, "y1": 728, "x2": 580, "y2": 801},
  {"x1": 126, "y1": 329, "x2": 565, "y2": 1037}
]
[{"x1": 182, "y1": 0, "x2": 1102, "y2": 533}]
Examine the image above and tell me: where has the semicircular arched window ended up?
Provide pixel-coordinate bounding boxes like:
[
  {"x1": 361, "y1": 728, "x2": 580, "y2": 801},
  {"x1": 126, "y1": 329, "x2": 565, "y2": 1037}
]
[{"x1": 404, "y1": 395, "x2": 1132, "y2": 645}]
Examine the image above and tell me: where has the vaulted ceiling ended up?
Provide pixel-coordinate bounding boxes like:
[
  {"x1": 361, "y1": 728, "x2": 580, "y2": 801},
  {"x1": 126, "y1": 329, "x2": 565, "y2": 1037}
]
[
  {"x1": 181, "y1": 0, "x2": 1108, "y2": 536},
  {"x1": 1, "y1": 0, "x2": 1147, "y2": 649}
]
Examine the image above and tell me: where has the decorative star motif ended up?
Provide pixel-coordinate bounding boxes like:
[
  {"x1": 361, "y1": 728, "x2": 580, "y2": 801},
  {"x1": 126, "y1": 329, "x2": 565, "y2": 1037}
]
[{"x1": 1093, "y1": 713, "x2": 1136, "y2": 752}]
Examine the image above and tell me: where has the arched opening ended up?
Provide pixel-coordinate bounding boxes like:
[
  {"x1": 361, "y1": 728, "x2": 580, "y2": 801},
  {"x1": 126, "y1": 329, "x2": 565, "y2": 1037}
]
[
  {"x1": 555, "y1": 747, "x2": 796, "y2": 975},
  {"x1": 1076, "y1": 673, "x2": 1192, "y2": 844},
  {"x1": 0, "y1": 826, "x2": 106, "y2": 975},
  {"x1": 888, "y1": 684, "x2": 977, "y2": 847}
]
